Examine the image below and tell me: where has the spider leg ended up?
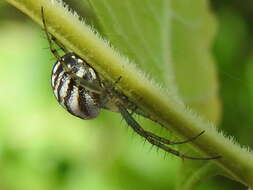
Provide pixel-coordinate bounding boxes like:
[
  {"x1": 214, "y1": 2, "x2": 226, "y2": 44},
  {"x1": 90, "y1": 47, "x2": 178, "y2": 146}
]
[
  {"x1": 65, "y1": 71, "x2": 122, "y2": 96},
  {"x1": 101, "y1": 76, "x2": 122, "y2": 94},
  {"x1": 63, "y1": 70, "x2": 103, "y2": 94},
  {"x1": 121, "y1": 104, "x2": 205, "y2": 145},
  {"x1": 50, "y1": 35, "x2": 68, "y2": 53},
  {"x1": 144, "y1": 130, "x2": 205, "y2": 145},
  {"x1": 117, "y1": 104, "x2": 221, "y2": 160},
  {"x1": 41, "y1": 7, "x2": 61, "y2": 59}
]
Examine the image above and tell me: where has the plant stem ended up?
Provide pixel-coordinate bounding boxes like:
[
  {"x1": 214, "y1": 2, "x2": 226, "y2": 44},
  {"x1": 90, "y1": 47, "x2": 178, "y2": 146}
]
[{"x1": 5, "y1": 0, "x2": 253, "y2": 187}]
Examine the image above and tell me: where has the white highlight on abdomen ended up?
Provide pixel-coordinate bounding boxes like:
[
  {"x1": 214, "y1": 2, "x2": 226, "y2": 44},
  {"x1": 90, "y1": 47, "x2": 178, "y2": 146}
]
[
  {"x1": 67, "y1": 86, "x2": 82, "y2": 117},
  {"x1": 53, "y1": 71, "x2": 64, "y2": 100},
  {"x1": 76, "y1": 67, "x2": 85, "y2": 78},
  {"x1": 59, "y1": 76, "x2": 70, "y2": 107}
]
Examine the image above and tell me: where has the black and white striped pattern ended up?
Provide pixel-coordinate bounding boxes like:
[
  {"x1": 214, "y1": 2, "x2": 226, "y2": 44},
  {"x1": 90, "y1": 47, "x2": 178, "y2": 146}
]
[{"x1": 51, "y1": 53, "x2": 101, "y2": 119}]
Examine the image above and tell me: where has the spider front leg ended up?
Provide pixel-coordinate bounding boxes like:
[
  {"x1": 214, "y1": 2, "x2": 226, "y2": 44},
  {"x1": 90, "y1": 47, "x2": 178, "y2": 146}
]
[
  {"x1": 63, "y1": 69, "x2": 103, "y2": 94},
  {"x1": 117, "y1": 104, "x2": 221, "y2": 160},
  {"x1": 41, "y1": 7, "x2": 63, "y2": 59}
]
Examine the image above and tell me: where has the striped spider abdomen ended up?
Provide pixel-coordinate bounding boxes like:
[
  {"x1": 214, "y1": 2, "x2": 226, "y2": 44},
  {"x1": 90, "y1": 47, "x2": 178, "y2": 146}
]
[{"x1": 51, "y1": 53, "x2": 102, "y2": 119}]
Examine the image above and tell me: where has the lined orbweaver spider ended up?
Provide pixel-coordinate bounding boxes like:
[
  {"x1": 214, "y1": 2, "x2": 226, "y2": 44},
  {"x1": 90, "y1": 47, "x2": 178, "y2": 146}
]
[{"x1": 41, "y1": 7, "x2": 220, "y2": 160}]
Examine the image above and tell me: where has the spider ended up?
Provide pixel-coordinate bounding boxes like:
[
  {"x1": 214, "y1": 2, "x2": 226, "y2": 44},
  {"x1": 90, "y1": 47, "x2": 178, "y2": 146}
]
[{"x1": 41, "y1": 7, "x2": 221, "y2": 160}]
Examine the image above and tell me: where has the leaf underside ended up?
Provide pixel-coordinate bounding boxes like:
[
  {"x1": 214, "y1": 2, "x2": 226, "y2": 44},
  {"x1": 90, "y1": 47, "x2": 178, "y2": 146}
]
[
  {"x1": 87, "y1": 0, "x2": 220, "y2": 123},
  {"x1": 87, "y1": 0, "x2": 221, "y2": 189}
]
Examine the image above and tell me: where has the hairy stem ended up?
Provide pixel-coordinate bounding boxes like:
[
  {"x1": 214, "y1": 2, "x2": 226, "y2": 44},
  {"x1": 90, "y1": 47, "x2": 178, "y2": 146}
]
[{"x1": 5, "y1": 0, "x2": 253, "y2": 187}]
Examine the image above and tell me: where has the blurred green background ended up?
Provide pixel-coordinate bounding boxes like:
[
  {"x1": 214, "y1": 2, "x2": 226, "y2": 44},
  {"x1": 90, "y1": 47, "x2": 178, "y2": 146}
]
[{"x1": 0, "y1": 0, "x2": 253, "y2": 190}]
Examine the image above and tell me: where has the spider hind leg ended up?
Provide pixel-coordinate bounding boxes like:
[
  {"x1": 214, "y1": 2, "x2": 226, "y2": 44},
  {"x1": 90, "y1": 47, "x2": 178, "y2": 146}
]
[{"x1": 118, "y1": 104, "x2": 221, "y2": 160}]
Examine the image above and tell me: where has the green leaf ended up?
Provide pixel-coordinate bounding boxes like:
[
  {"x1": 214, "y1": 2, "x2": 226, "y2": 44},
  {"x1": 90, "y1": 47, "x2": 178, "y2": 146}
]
[
  {"x1": 88, "y1": 0, "x2": 220, "y2": 123},
  {"x1": 87, "y1": 0, "x2": 221, "y2": 189},
  {"x1": 88, "y1": 0, "x2": 176, "y2": 90},
  {"x1": 5, "y1": 0, "x2": 253, "y2": 188},
  {"x1": 170, "y1": 1, "x2": 222, "y2": 189},
  {"x1": 171, "y1": 0, "x2": 220, "y2": 123}
]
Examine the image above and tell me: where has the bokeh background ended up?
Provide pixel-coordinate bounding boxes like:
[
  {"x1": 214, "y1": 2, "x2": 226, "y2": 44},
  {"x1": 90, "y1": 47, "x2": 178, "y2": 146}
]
[{"x1": 0, "y1": 0, "x2": 253, "y2": 190}]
